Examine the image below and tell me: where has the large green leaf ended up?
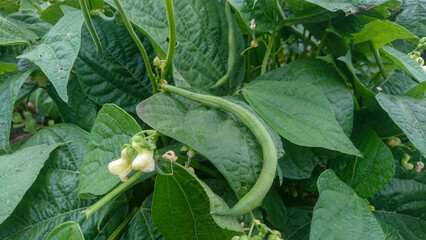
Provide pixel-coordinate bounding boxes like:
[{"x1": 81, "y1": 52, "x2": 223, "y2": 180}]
[
  {"x1": 121, "y1": 194, "x2": 163, "y2": 240},
  {"x1": 328, "y1": 126, "x2": 395, "y2": 198},
  {"x1": 40, "y1": 0, "x2": 80, "y2": 24},
  {"x1": 79, "y1": 104, "x2": 142, "y2": 198},
  {"x1": 0, "y1": 144, "x2": 58, "y2": 224},
  {"x1": 376, "y1": 93, "x2": 426, "y2": 157},
  {"x1": 279, "y1": 140, "x2": 320, "y2": 179},
  {"x1": 310, "y1": 170, "x2": 386, "y2": 240},
  {"x1": 228, "y1": 0, "x2": 275, "y2": 32},
  {"x1": 254, "y1": 59, "x2": 354, "y2": 136},
  {"x1": 47, "y1": 75, "x2": 98, "y2": 132},
  {"x1": 74, "y1": 18, "x2": 154, "y2": 112},
  {"x1": 137, "y1": 92, "x2": 283, "y2": 198},
  {"x1": 242, "y1": 81, "x2": 361, "y2": 156},
  {"x1": 0, "y1": 124, "x2": 130, "y2": 239},
  {"x1": 369, "y1": 150, "x2": 426, "y2": 240},
  {"x1": 152, "y1": 163, "x2": 242, "y2": 239},
  {"x1": 7, "y1": 12, "x2": 52, "y2": 38},
  {"x1": 0, "y1": 69, "x2": 33, "y2": 152},
  {"x1": 105, "y1": 0, "x2": 245, "y2": 95},
  {"x1": 46, "y1": 222, "x2": 85, "y2": 240},
  {"x1": 395, "y1": 0, "x2": 426, "y2": 37},
  {"x1": 18, "y1": 11, "x2": 84, "y2": 102},
  {"x1": 282, "y1": 206, "x2": 313, "y2": 240},
  {"x1": 352, "y1": 20, "x2": 415, "y2": 50},
  {"x1": 0, "y1": 16, "x2": 37, "y2": 45},
  {"x1": 304, "y1": 0, "x2": 400, "y2": 13},
  {"x1": 381, "y1": 45, "x2": 426, "y2": 83}
]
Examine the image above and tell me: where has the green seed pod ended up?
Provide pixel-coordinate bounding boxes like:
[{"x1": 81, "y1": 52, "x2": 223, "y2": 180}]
[{"x1": 401, "y1": 153, "x2": 413, "y2": 170}]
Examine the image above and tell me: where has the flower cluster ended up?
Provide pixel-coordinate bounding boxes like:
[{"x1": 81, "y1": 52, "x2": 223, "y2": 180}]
[{"x1": 108, "y1": 134, "x2": 157, "y2": 181}]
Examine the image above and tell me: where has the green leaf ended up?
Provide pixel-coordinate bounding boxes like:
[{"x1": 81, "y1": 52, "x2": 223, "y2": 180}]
[
  {"x1": 369, "y1": 149, "x2": 426, "y2": 239},
  {"x1": 7, "y1": 12, "x2": 52, "y2": 38},
  {"x1": 18, "y1": 11, "x2": 84, "y2": 102},
  {"x1": 283, "y1": 207, "x2": 313, "y2": 240},
  {"x1": 255, "y1": 59, "x2": 355, "y2": 136},
  {"x1": 46, "y1": 222, "x2": 85, "y2": 240},
  {"x1": 376, "y1": 93, "x2": 426, "y2": 157},
  {"x1": 105, "y1": 0, "x2": 245, "y2": 95},
  {"x1": 0, "y1": 144, "x2": 57, "y2": 224},
  {"x1": 228, "y1": 0, "x2": 275, "y2": 32},
  {"x1": 79, "y1": 104, "x2": 142, "y2": 198},
  {"x1": 0, "y1": 16, "x2": 38, "y2": 45},
  {"x1": 242, "y1": 81, "x2": 361, "y2": 156},
  {"x1": 152, "y1": 163, "x2": 242, "y2": 239},
  {"x1": 40, "y1": 0, "x2": 80, "y2": 25},
  {"x1": 380, "y1": 223, "x2": 404, "y2": 240},
  {"x1": 137, "y1": 92, "x2": 283, "y2": 198},
  {"x1": 381, "y1": 45, "x2": 426, "y2": 83},
  {"x1": 352, "y1": 20, "x2": 415, "y2": 49},
  {"x1": 310, "y1": 169, "x2": 386, "y2": 240},
  {"x1": 121, "y1": 194, "x2": 163, "y2": 240},
  {"x1": 0, "y1": 124, "x2": 130, "y2": 239},
  {"x1": 0, "y1": 69, "x2": 33, "y2": 152},
  {"x1": 395, "y1": 0, "x2": 426, "y2": 37},
  {"x1": 261, "y1": 187, "x2": 287, "y2": 230},
  {"x1": 328, "y1": 126, "x2": 395, "y2": 198},
  {"x1": 279, "y1": 140, "x2": 320, "y2": 179},
  {"x1": 89, "y1": 0, "x2": 103, "y2": 9},
  {"x1": 74, "y1": 18, "x2": 155, "y2": 112},
  {"x1": 405, "y1": 82, "x2": 426, "y2": 99},
  {"x1": 47, "y1": 75, "x2": 98, "y2": 132},
  {"x1": 305, "y1": 0, "x2": 400, "y2": 13}
]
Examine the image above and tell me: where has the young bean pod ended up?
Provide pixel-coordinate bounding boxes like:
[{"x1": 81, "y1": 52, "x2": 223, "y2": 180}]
[
  {"x1": 163, "y1": 84, "x2": 277, "y2": 216},
  {"x1": 211, "y1": 1, "x2": 236, "y2": 89}
]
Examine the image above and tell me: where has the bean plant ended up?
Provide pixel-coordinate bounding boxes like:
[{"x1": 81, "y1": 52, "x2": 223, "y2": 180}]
[{"x1": 0, "y1": 0, "x2": 425, "y2": 239}]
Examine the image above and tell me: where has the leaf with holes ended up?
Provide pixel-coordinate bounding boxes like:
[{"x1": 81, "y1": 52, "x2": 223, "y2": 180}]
[{"x1": 18, "y1": 11, "x2": 84, "y2": 102}]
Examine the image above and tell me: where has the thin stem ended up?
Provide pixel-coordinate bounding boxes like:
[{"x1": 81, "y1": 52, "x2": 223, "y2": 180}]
[
  {"x1": 276, "y1": 0, "x2": 286, "y2": 20},
  {"x1": 369, "y1": 41, "x2": 387, "y2": 81},
  {"x1": 107, "y1": 207, "x2": 139, "y2": 240},
  {"x1": 161, "y1": 0, "x2": 176, "y2": 80},
  {"x1": 79, "y1": 0, "x2": 103, "y2": 53},
  {"x1": 82, "y1": 171, "x2": 144, "y2": 219},
  {"x1": 27, "y1": 0, "x2": 42, "y2": 12},
  {"x1": 261, "y1": 31, "x2": 276, "y2": 75},
  {"x1": 315, "y1": 31, "x2": 328, "y2": 57},
  {"x1": 114, "y1": 0, "x2": 158, "y2": 94}
]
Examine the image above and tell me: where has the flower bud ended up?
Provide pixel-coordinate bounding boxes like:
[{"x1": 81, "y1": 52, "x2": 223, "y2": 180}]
[
  {"x1": 386, "y1": 136, "x2": 401, "y2": 147},
  {"x1": 153, "y1": 57, "x2": 161, "y2": 66},
  {"x1": 417, "y1": 57, "x2": 424, "y2": 66},
  {"x1": 187, "y1": 149, "x2": 196, "y2": 158},
  {"x1": 415, "y1": 161, "x2": 424, "y2": 173},
  {"x1": 401, "y1": 153, "x2": 413, "y2": 170},
  {"x1": 132, "y1": 148, "x2": 155, "y2": 173},
  {"x1": 251, "y1": 40, "x2": 259, "y2": 48},
  {"x1": 162, "y1": 150, "x2": 178, "y2": 162},
  {"x1": 250, "y1": 19, "x2": 256, "y2": 30}
]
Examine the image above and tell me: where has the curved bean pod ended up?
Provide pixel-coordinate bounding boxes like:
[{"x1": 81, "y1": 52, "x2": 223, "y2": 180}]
[{"x1": 163, "y1": 84, "x2": 277, "y2": 216}]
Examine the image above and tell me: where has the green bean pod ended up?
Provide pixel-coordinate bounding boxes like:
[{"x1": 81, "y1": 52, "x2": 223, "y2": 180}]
[
  {"x1": 163, "y1": 84, "x2": 277, "y2": 216},
  {"x1": 79, "y1": 0, "x2": 103, "y2": 53},
  {"x1": 211, "y1": 1, "x2": 236, "y2": 89}
]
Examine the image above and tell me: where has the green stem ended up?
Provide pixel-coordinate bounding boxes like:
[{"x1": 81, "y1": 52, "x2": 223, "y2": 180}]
[
  {"x1": 114, "y1": 0, "x2": 158, "y2": 94},
  {"x1": 315, "y1": 31, "x2": 328, "y2": 57},
  {"x1": 261, "y1": 31, "x2": 277, "y2": 75},
  {"x1": 79, "y1": 0, "x2": 103, "y2": 53},
  {"x1": 107, "y1": 208, "x2": 139, "y2": 240},
  {"x1": 27, "y1": 0, "x2": 43, "y2": 12},
  {"x1": 82, "y1": 171, "x2": 144, "y2": 219},
  {"x1": 369, "y1": 41, "x2": 387, "y2": 81},
  {"x1": 161, "y1": 0, "x2": 176, "y2": 80},
  {"x1": 276, "y1": 0, "x2": 286, "y2": 20}
]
